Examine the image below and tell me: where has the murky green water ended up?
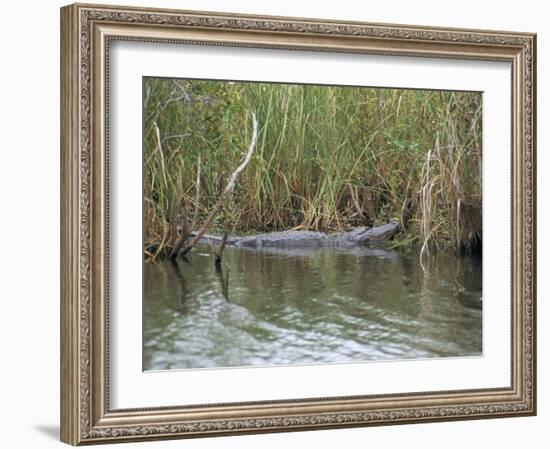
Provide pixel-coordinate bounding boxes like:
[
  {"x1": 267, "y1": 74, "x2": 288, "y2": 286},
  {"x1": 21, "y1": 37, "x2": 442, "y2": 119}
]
[{"x1": 143, "y1": 244, "x2": 482, "y2": 371}]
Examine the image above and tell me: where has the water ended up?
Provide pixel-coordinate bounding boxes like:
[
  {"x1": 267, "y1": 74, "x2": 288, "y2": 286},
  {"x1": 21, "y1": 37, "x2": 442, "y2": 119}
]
[{"x1": 143, "y1": 243, "x2": 482, "y2": 371}]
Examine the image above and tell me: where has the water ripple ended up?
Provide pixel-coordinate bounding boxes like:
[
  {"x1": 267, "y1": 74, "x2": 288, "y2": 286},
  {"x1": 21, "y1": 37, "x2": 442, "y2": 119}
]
[{"x1": 143, "y1": 245, "x2": 482, "y2": 370}]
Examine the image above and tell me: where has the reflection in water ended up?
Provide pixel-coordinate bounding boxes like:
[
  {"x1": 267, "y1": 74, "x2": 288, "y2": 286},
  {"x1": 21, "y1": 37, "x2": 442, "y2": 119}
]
[
  {"x1": 143, "y1": 244, "x2": 482, "y2": 370},
  {"x1": 215, "y1": 263, "x2": 230, "y2": 303}
]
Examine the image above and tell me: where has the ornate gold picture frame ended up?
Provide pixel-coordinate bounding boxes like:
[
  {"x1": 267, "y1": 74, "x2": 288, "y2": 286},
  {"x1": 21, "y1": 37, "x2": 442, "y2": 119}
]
[{"x1": 60, "y1": 3, "x2": 536, "y2": 445}]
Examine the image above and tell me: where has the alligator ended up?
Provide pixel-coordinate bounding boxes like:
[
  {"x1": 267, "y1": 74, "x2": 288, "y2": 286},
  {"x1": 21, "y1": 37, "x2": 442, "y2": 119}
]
[{"x1": 194, "y1": 221, "x2": 399, "y2": 249}]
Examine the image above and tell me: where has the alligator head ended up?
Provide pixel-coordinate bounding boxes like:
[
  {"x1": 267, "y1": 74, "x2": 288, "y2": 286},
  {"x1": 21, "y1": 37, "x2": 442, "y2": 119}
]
[{"x1": 344, "y1": 221, "x2": 399, "y2": 245}]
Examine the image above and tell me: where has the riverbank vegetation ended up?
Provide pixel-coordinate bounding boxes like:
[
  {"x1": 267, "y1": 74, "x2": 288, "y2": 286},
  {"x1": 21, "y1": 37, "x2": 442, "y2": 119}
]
[{"x1": 143, "y1": 77, "x2": 482, "y2": 260}]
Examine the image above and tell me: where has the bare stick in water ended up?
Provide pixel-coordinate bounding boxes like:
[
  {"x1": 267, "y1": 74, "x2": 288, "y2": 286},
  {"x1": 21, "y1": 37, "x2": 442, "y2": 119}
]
[{"x1": 178, "y1": 112, "x2": 259, "y2": 258}]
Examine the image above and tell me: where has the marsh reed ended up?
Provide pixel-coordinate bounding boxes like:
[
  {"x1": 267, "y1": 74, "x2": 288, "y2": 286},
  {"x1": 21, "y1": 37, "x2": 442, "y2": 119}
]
[{"x1": 143, "y1": 78, "x2": 482, "y2": 259}]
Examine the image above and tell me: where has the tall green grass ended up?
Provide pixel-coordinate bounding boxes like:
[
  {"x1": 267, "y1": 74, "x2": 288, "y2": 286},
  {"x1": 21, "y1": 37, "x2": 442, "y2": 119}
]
[{"x1": 143, "y1": 78, "x2": 482, "y2": 258}]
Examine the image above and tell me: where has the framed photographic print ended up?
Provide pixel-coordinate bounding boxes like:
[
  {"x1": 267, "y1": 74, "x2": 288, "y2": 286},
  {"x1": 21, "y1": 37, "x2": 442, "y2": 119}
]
[{"x1": 60, "y1": 3, "x2": 537, "y2": 445}]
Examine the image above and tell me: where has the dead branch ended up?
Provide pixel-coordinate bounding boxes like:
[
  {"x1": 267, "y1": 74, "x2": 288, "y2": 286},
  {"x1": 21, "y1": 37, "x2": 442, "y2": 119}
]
[
  {"x1": 178, "y1": 112, "x2": 258, "y2": 258},
  {"x1": 169, "y1": 216, "x2": 190, "y2": 259},
  {"x1": 348, "y1": 185, "x2": 364, "y2": 219}
]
